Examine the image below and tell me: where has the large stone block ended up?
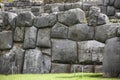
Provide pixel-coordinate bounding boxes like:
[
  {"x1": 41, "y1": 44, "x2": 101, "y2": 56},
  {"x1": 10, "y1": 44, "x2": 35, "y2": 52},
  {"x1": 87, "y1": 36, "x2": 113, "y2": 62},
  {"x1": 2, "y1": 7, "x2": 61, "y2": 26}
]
[
  {"x1": 0, "y1": 31, "x2": 13, "y2": 50},
  {"x1": 23, "y1": 48, "x2": 44, "y2": 73},
  {"x1": 71, "y1": 2, "x2": 82, "y2": 9},
  {"x1": 114, "y1": 0, "x2": 120, "y2": 9},
  {"x1": 16, "y1": 11, "x2": 34, "y2": 27},
  {"x1": 68, "y1": 24, "x2": 94, "y2": 41},
  {"x1": 103, "y1": 37, "x2": 120, "y2": 77},
  {"x1": 34, "y1": 14, "x2": 57, "y2": 28},
  {"x1": 95, "y1": 23, "x2": 119, "y2": 43},
  {"x1": 37, "y1": 28, "x2": 51, "y2": 48},
  {"x1": 52, "y1": 39, "x2": 77, "y2": 63},
  {"x1": 41, "y1": 48, "x2": 51, "y2": 56},
  {"x1": 23, "y1": 26, "x2": 37, "y2": 49},
  {"x1": 51, "y1": 22, "x2": 68, "y2": 39},
  {"x1": 0, "y1": 44, "x2": 25, "y2": 74},
  {"x1": 78, "y1": 40, "x2": 105, "y2": 63},
  {"x1": 70, "y1": 65, "x2": 82, "y2": 72},
  {"x1": 95, "y1": 65, "x2": 103, "y2": 73},
  {"x1": 14, "y1": 27, "x2": 25, "y2": 42},
  {"x1": 43, "y1": 55, "x2": 51, "y2": 73},
  {"x1": 107, "y1": 6, "x2": 115, "y2": 16},
  {"x1": 58, "y1": 8, "x2": 85, "y2": 26},
  {"x1": 51, "y1": 63, "x2": 70, "y2": 73}
]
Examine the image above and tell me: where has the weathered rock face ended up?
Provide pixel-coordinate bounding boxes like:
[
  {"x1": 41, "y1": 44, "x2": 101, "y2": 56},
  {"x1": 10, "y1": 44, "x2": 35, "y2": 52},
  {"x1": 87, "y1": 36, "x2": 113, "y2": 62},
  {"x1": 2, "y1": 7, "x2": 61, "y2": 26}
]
[
  {"x1": 114, "y1": 0, "x2": 120, "y2": 9},
  {"x1": 103, "y1": 37, "x2": 120, "y2": 77},
  {"x1": 16, "y1": 11, "x2": 34, "y2": 27},
  {"x1": 95, "y1": 23, "x2": 119, "y2": 43},
  {"x1": 23, "y1": 48, "x2": 44, "y2": 73},
  {"x1": 68, "y1": 24, "x2": 94, "y2": 41},
  {"x1": 34, "y1": 14, "x2": 57, "y2": 28},
  {"x1": 23, "y1": 26, "x2": 37, "y2": 49},
  {"x1": 0, "y1": 31, "x2": 13, "y2": 50},
  {"x1": 0, "y1": 45, "x2": 25, "y2": 74},
  {"x1": 78, "y1": 40, "x2": 105, "y2": 63},
  {"x1": 37, "y1": 28, "x2": 51, "y2": 48},
  {"x1": 52, "y1": 39, "x2": 77, "y2": 63},
  {"x1": 51, "y1": 22, "x2": 68, "y2": 39},
  {"x1": 51, "y1": 63, "x2": 70, "y2": 73},
  {"x1": 14, "y1": 27, "x2": 25, "y2": 42},
  {"x1": 58, "y1": 8, "x2": 85, "y2": 26}
]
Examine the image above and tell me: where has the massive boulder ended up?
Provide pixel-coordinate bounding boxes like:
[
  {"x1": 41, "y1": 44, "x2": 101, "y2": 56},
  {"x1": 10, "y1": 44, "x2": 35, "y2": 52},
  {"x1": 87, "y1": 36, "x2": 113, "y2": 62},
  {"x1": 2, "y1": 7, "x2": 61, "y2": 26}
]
[
  {"x1": 78, "y1": 40, "x2": 105, "y2": 63},
  {"x1": 23, "y1": 26, "x2": 37, "y2": 49},
  {"x1": 23, "y1": 48, "x2": 44, "y2": 73},
  {"x1": 68, "y1": 24, "x2": 94, "y2": 41},
  {"x1": 52, "y1": 39, "x2": 77, "y2": 63},
  {"x1": 103, "y1": 37, "x2": 120, "y2": 77},
  {"x1": 34, "y1": 13, "x2": 57, "y2": 28},
  {"x1": 16, "y1": 11, "x2": 34, "y2": 27},
  {"x1": 51, "y1": 63, "x2": 70, "y2": 73},
  {"x1": 0, "y1": 31, "x2": 13, "y2": 50},
  {"x1": 95, "y1": 23, "x2": 119, "y2": 43},
  {"x1": 0, "y1": 44, "x2": 25, "y2": 74},
  {"x1": 58, "y1": 8, "x2": 85, "y2": 26},
  {"x1": 114, "y1": 0, "x2": 120, "y2": 9},
  {"x1": 51, "y1": 22, "x2": 68, "y2": 39},
  {"x1": 37, "y1": 28, "x2": 51, "y2": 48}
]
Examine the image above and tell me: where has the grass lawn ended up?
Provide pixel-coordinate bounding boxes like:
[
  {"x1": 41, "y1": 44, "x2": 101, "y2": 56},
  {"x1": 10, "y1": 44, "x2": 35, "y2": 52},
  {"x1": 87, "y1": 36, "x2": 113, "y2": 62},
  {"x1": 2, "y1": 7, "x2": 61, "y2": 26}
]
[{"x1": 0, "y1": 73, "x2": 119, "y2": 80}]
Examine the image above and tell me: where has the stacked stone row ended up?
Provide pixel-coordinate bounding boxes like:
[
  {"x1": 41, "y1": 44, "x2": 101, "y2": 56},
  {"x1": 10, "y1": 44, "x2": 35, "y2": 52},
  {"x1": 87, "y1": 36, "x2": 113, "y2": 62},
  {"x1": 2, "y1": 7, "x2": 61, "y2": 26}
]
[{"x1": 0, "y1": 7, "x2": 120, "y2": 76}]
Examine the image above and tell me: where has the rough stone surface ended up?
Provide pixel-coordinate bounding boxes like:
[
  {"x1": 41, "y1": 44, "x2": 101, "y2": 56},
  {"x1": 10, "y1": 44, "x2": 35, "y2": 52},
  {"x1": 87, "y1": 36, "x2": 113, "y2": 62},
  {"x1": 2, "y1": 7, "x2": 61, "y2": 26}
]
[
  {"x1": 95, "y1": 65, "x2": 103, "y2": 73},
  {"x1": 68, "y1": 24, "x2": 94, "y2": 41},
  {"x1": 95, "y1": 23, "x2": 119, "y2": 43},
  {"x1": 14, "y1": 27, "x2": 25, "y2": 42},
  {"x1": 78, "y1": 40, "x2": 105, "y2": 63},
  {"x1": 41, "y1": 48, "x2": 51, "y2": 56},
  {"x1": 0, "y1": 31, "x2": 13, "y2": 50},
  {"x1": 82, "y1": 3, "x2": 92, "y2": 11},
  {"x1": 115, "y1": 12, "x2": 120, "y2": 19},
  {"x1": 114, "y1": 0, "x2": 120, "y2": 9},
  {"x1": 43, "y1": 55, "x2": 51, "y2": 73},
  {"x1": 70, "y1": 65, "x2": 82, "y2": 72},
  {"x1": 58, "y1": 8, "x2": 85, "y2": 26},
  {"x1": 51, "y1": 63, "x2": 70, "y2": 73},
  {"x1": 71, "y1": 2, "x2": 82, "y2": 9},
  {"x1": 103, "y1": 37, "x2": 120, "y2": 77},
  {"x1": 107, "y1": 6, "x2": 115, "y2": 16},
  {"x1": 34, "y1": 14, "x2": 57, "y2": 28},
  {"x1": 118, "y1": 27, "x2": 120, "y2": 37},
  {"x1": 52, "y1": 39, "x2": 77, "y2": 63},
  {"x1": 16, "y1": 11, "x2": 34, "y2": 27},
  {"x1": 23, "y1": 48, "x2": 44, "y2": 73},
  {"x1": 37, "y1": 28, "x2": 51, "y2": 48},
  {"x1": 23, "y1": 26, "x2": 37, "y2": 49},
  {"x1": 0, "y1": 45, "x2": 24, "y2": 74},
  {"x1": 51, "y1": 22, "x2": 68, "y2": 39}
]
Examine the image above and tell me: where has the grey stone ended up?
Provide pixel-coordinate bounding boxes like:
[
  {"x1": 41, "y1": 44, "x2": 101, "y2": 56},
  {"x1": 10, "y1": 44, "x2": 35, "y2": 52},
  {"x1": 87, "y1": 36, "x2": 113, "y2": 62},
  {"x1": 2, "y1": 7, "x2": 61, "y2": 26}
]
[
  {"x1": 109, "y1": 0, "x2": 115, "y2": 6},
  {"x1": 71, "y1": 2, "x2": 82, "y2": 9},
  {"x1": 23, "y1": 48, "x2": 44, "y2": 73},
  {"x1": 58, "y1": 3, "x2": 65, "y2": 11},
  {"x1": 103, "y1": 37, "x2": 120, "y2": 77},
  {"x1": 114, "y1": 0, "x2": 120, "y2": 9},
  {"x1": 41, "y1": 48, "x2": 51, "y2": 56},
  {"x1": 117, "y1": 27, "x2": 120, "y2": 37},
  {"x1": 51, "y1": 63, "x2": 70, "y2": 73},
  {"x1": 95, "y1": 65, "x2": 103, "y2": 73},
  {"x1": 95, "y1": 23, "x2": 119, "y2": 43},
  {"x1": 58, "y1": 8, "x2": 85, "y2": 26},
  {"x1": 37, "y1": 28, "x2": 51, "y2": 48},
  {"x1": 31, "y1": 7, "x2": 40, "y2": 12},
  {"x1": 82, "y1": 3, "x2": 92, "y2": 11},
  {"x1": 97, "y1": 0, "x2": 104, "y2": 6},
  {"x1": 43, "y1": 55, "x2": 51, "y2": 73},
  {"x1": 70, "y1": 65, "x2": 82, "y2": 72},
  {"x1": 104, "y1": 0, "x2": 109, "y2": 6},
  {"x1": 16, "y1": 11, "x2": 34, "y2": 27},
  {"x1": 115, "y1": 12, "x2": 120, "y2": 19},
  {"x1": 2, "y1": 12, "x2": 17, "y2": 30},
  {"x1": 97, "y1": 13, "x2": 109, "y2": 25},
  {"x1": 78, "y1": 40, "x2": 105, "y2": 63},
  {"x1": 68, "y1": 24, "x2": 94, "y2": 41},
  {"x1": 34, "y1": 13, "x2": 57, "y2": 28},
  {"x1": 64, "y1": 3, "x2": 72, "y2": 10},
  {"x1": 0, "y1": 31, "x2": 13, "y2": 50},
  {"x1": 99, "y1": 6, "x2": 107, "y2": 14},
  {"x1": 0, "y1": 44, "x2": 25, "y2": 74},
  {"x1": 107, "y1": 6, "x2": 115, "y2": 16},
  {"x1": 82, "y1": 65, "x2": 93, "y2": 73},
  {"x1": 23, "y1": 26, "x2": 37, "y2": 49},
  {"x1": 51, "y1": 22, "x2": 68, "y2": 39},
  {"x1": 52, "y1": 39, "x2": 77, "y2": 63},
  {"x1": 14, "y1": 27, "x2": 25, "y2": 42}
]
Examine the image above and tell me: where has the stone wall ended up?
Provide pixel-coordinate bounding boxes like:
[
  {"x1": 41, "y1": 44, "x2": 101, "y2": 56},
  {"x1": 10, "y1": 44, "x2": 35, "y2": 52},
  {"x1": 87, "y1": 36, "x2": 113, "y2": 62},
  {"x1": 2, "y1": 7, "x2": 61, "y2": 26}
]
[{"x1": 0, "y1": 2, "x2": 120, "y2": 78}]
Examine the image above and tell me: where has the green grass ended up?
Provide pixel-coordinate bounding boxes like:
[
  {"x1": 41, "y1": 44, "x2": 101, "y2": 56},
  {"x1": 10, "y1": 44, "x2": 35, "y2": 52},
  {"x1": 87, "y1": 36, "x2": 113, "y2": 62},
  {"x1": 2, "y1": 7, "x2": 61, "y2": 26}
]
[{"x1": 0, "y1": 73, "x2": 119, "y2": 80}]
